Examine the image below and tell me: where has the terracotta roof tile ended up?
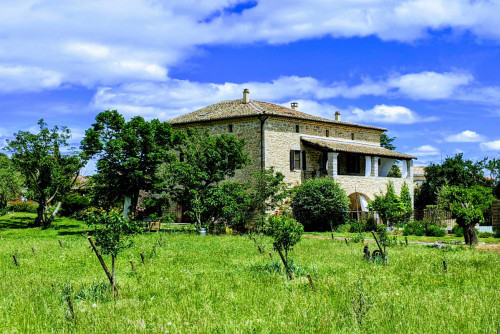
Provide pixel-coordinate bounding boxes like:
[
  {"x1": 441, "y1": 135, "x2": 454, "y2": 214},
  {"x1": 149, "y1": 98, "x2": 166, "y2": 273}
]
[
  {"x1": 169, "y1": 99, "x2": 386, "y2": 131},
  {"x1": 302, "y1": 137, "x2": 416, "y2": 160}
]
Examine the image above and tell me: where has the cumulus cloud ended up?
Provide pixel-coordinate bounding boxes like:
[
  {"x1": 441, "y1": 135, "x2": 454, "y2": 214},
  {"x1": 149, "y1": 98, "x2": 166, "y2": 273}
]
[
  {"x1": 0, "y1": 0, "x2": 500, "y2": 92},
  {"x1": 346, "y1": 104, "x2": 437, "y2": 124},
  {"x1": 388, "y1": 72, "x2": 473, "y2": 100},
  {"x1": 445, "y1": 130, "x2": 486, "y2": 142},
  {"x1": 480, "y1": 140, "x2": 500, "y2": 151},
  {"x1": 407, "y1": 145, "x2": 441, "y2": 157}
]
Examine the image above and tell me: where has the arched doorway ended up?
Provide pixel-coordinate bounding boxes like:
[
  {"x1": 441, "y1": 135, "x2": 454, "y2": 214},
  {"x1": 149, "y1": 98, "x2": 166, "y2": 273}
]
[{"x1": 348, "y1": 192, "x2": 370, "y2": 212}]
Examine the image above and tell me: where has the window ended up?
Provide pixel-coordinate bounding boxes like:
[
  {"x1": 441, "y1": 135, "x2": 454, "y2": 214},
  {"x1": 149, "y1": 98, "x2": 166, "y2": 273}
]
[
  {"x1": 228, "y1": 124, "x2": 233, "y2": 133},
  {"x1": 290, "y1": 150, "x2": 306, "y2": 171},
  {"x1": 346, "y1": 154, "x2": 360, "y2": 174},
  {"x1": 351, "y1": 133, "x2": 355, "y2": 140},
  {"x1": 295, "y1": 125, "x2": 300, "y2": 133},
  {"x1": 326, "y1": 129, "x2": 330, "y2": 137},
  {"x1": 179, "y1": 152, "x2": 184, "y2": 162}
]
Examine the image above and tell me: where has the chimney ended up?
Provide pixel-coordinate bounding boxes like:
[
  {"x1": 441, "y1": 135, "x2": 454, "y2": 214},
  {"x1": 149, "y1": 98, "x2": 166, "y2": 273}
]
[
  {"x1": 291, "y1": 102, "x2": 298, "y2": 110},
  {"x1": 335, "y1": 111, "x2": 341, "y2": 121},
  {"x1": 243, "y1": 88, "x2": 250, "y2": 104}
]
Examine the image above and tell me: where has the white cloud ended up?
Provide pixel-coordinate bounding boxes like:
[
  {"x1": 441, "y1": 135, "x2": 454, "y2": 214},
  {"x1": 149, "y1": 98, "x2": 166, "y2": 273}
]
[
  {"x1": 407, "y1": 145, "x2": 441, "y2": 157},
  {"x1": 0, "y1": 1, "x2": 499, "y2": 93},
  {"x1": 445, "y1": 130, "x2": 486, "y2": 142},
  {"x1": 0, "y1": 65, "x2": 62, "y2": 92},
  {"x1": 346, "y1": 104, "x2": 437, "y2": 124},
  {"x1": 480, "y1": 140, "x2": 500, "y2": 151},
  {"x1": 388, "y1": 72, "x2": 473, "y2": 99}
]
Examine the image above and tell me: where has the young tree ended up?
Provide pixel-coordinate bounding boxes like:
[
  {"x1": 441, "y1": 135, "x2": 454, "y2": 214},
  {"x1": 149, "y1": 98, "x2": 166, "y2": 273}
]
[
  {"x1": 81, "y1": 110, "x2": 182, "y2": 216},
  {"x1": 167, "y1": 129, "x2": 250, "y2": 227},
  {"x1": 85, "y1": 210, "x2": 140, "y2": 291},
  {"x1": 368, "y1": 183, "x2": 410, "y2": 227},
  {"x1": 6, "y1": 120, "x2": 83, "y2": 227},
  {"x1": 438, "y1": 185, "x2": 495, "y2": 245},
  {"x1": 265, "y1": 215, "x2": 303, "y2": 262},
  {"x1": 485, "y1": 158, "x2": 500, "y2": 199},
  {"x1": 291, "y1": 178, "x2": 350, "y2": 231},
  {"x1": 0, "y1": 154, "x2": 23, "y2": 211}
]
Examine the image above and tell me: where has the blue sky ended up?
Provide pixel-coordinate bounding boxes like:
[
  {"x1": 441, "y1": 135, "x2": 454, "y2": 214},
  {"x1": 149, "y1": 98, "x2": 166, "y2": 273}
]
[{"x1": 1, "y1": 0, "x2": 500, "y2": 174}]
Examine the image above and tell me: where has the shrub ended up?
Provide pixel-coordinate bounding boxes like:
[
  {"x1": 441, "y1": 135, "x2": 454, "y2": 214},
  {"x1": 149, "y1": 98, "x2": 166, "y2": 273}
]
[
  {"x1": 335, "y1": 224, "x2": 350, "y2": 233},
  {"x1": 403, "y1": 221, "x2": 426, "y2": 236},
  {"x1": 477, "y1": 231, "x2": 493, "y2": 238},
  {"x1": 7, "y1": 200, "x2": 38, "y2": 213},
  {"x1": 426, "y1": 225, "x2": 446, "y2": 237},
  {"x1": 452, "y1": 224, "x2": 464, "y2": 237},
  {"x1": 291, "y1": 178, "x2": 349, "y2": 232},
  {"x1": 61, "y1": 193, "x2": 91, "y2": 217},
  {"x1": 494, "y1": 229, "x2": 500, "y2": 238},
  {"x1": 365, "y1": 217, "x2": 378, "y2": 232}
]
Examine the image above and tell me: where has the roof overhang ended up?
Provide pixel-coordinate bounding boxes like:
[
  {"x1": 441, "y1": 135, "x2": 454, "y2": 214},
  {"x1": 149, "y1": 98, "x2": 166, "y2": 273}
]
[{"x1": 301, "y1": 137, "x2": 417, "y2": 160}]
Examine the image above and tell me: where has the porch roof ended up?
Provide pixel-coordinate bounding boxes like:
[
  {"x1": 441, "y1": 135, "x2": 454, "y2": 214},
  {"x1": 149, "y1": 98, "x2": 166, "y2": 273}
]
[{"x1": 301, "y1": 137, "x2": 417, "y2": 160}]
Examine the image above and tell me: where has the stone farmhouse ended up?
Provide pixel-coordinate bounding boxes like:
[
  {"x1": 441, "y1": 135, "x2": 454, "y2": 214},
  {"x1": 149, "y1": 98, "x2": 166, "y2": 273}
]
[{"x1": 169, "y1": 89, "x2": 416, "y2": 212}]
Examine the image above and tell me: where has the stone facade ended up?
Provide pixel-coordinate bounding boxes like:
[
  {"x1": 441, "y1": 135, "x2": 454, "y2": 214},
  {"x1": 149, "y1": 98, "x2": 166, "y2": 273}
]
[{"x1": 170, "y1": 94, "x2": 416, "y2": 211}]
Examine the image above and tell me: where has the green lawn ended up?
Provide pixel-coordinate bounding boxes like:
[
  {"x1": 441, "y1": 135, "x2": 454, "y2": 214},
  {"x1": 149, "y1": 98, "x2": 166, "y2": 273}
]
[{"x1": 1, "y1": 213, "x2": 499, "y2": 333}]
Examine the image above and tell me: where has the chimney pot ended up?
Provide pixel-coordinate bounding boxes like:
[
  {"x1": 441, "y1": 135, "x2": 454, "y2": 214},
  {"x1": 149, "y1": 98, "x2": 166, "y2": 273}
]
[
  {"x1": 243, "y1": 89, "x2": 250, "y2": 104},
  {"x1": 335, "y1": 111, "x2": 341, "y2": 121},
  {"x1": 291, "y1": 102, "x2": 298, "y2": 110}
]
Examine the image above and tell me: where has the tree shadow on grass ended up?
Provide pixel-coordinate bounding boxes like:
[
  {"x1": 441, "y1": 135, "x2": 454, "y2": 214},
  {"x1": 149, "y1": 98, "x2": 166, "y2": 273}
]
[{"x1": 0, "y1": 216, "x2": 35, "y2": 229}]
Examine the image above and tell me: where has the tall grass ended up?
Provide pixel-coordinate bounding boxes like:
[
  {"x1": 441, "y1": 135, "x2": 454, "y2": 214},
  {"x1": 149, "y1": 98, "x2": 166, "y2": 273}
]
[{"x1": 1, "y1": 213, "x2": 499, "y2": 333}]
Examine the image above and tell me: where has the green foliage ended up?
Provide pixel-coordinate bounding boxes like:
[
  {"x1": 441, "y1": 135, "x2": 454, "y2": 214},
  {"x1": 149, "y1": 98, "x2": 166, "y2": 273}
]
[
  {"x1": 415, "y1": 153, "x2": 490, "y2": 209},
  {"x1": 452, "y1": 224, "x2": 464, "y2": 237},
  {"x1": 166, "y1": 128, "x2": 250, "y2": 228},
  {"x1": 6, "y1": 119, "x2": 84, "y2": 227},
  {"x1": 477, "y1": 231, "x2": 493, "y2": 238},
  {"x1": 387, "y1": 164, "x2": 402, "y2": 178},
  {"x1": 264, "y1": 215, "x2": 303, "y2": 261},
  {"x1": 7, "y1": 200, "x2": 38, "y2": 213},
  {"x1": 81, "y1": 110, "x2": 182, "y2": 214},
  {"x1": 0, "y1": 154, "x2": 23, "y2": 210},
  {"x1": 291, "y1": 178, "x2": 349, "y2": 231},
  {"x1": 403, "y1": 221, "x2": 426, "y2": 236},
  {"x1": 426, "y1": 225, "x2": 446, "y2": 237},
  {"x1": 380, "y1": 133, "x2": 396, "y2": 150},
  {"x1": 485, "y1": 158, "x2": 500, "y2": 199},
  {"x1": 368, "y1": 182, "x2": 412, "y2": 227},
  {"x1": 438, "y1": 185, "x2": 494, "y2": 245},
  {"x1": 61, "y1": 194, "x2": 91, "y2": 217}
]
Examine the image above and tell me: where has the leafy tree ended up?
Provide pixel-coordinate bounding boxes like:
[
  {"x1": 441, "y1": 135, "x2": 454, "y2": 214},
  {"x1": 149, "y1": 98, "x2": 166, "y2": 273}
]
[
  {"x1": 415, "y1": 153, "x2": 490, "y2": 209},
  {"x1": 380, "y1": 133, "x2": 396, "y2": 150},
  {"x1": 85, "y1": 210, "x2": 140, "y2": 289},
  {"x1": 204, "y1": 168, "x2": 290, "y2": 233},
  {"x1": 6, "y1": 120, "x2": 83, "y2": 227},
  {"x1": 264, "y1": 215, "x2": 303, "y2": 262},
  {"x1": 438, "y1": 185, "x2": 494, "y2": 245},
  {"x1": 167, "y1": 129, "x2": 250, "y2": 228},
  {"x1": 291, "y1": 178, "x2": 349, "y2": 231},
  {"x1": 485, "y1": 158, "x2": 500, "y2": 199},
  {"x1": 0, "y1": 154, "x2": 23, "y2": 211},
  {"x1": 368, "y1": 183, "x2": 411, "y2": 226},
  {"x1": 387, "y1": 164, "x2": 402, "y2": 178},
  {"x1": 81, "y1": 110, "x2": 182, "y2": 215}
]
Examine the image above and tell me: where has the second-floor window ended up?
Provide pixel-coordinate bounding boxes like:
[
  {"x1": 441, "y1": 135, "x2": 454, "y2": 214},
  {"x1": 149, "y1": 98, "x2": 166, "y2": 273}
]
[{"x1": 346, "y1": 154, "x2": 360, "y2": 174}]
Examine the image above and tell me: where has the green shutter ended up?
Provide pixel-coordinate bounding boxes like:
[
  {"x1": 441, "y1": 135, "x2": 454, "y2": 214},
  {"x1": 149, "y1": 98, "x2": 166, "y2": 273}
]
[{"x1": 290, "y1": 150, "x2": 294, "y2": 170}]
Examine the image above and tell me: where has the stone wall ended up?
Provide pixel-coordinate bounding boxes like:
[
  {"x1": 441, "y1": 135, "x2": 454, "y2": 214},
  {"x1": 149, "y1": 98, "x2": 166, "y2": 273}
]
[
  {"x1": 493, "y1": 200, "x2": 499, "y2": 232},
  {"x1": 334, "y1": 175, "x2": 414, "y2": 202}
]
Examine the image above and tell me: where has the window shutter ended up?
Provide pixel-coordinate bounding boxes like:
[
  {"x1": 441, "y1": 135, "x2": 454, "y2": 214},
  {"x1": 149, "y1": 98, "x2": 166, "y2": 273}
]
[
  {"x1": 302, "y1": 151, "x2": 307, "y2": 170},
  {"x1": 290, "y1": 150, "x2": 294, "y2": 170}
]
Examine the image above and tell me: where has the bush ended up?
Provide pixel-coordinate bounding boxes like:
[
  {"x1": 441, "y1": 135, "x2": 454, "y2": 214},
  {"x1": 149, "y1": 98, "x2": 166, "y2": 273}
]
[
  {"x1": 494, "y1": 229, "x2": 500, "y2": 238},
  {"x1": 452, "y1": 224, "x2": 464, "y2": 237},
  {"x1": 477, "y1": 231, "x2": 493, "y2": 238},
  {"x1": 61, "y1": 193, "x2": 91, "y2": 217},
  {"x1": 7, "y1": 200, "x2": 38, "y2": 213},
  {"x1": 426, "y1": 225, "x2": 446, "y2": 237},
  {"x1": 365, "y1": 217, "x2": 378, "y2": 232},
  {"x1": 403, "y1": 221, "x2": 426, "y2": 236},
  {"x1": 291, "y1": 178, "x2": 349, "y2": 232},
  {"x1": 335, "y1": 224, "x2": 351, "y2": 233}
]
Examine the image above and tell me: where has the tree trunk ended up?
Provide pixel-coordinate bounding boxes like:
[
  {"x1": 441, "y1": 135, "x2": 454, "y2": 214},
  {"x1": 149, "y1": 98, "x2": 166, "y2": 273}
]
[
  {"x1": 111, "y1": 255, "x2": 116, "y2": 287},
  {"x1": 34, "y1": 201, "x2": 45, "y2": 227},
  {"x1": 464, "y1": 224, "x2": 478, "y2": 246}
]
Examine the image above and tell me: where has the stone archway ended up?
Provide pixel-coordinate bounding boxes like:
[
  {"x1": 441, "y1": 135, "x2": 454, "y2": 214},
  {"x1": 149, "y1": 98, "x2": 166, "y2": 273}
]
[{"x1": 348, "y1": 192, "x2": 370, "y2": 212}]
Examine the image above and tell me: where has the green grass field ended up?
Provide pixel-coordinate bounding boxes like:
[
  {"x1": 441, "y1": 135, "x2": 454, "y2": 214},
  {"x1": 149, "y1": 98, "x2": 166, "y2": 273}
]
[{"x1": 1, "y1": 213, "x2": 499, "y2": 333}]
